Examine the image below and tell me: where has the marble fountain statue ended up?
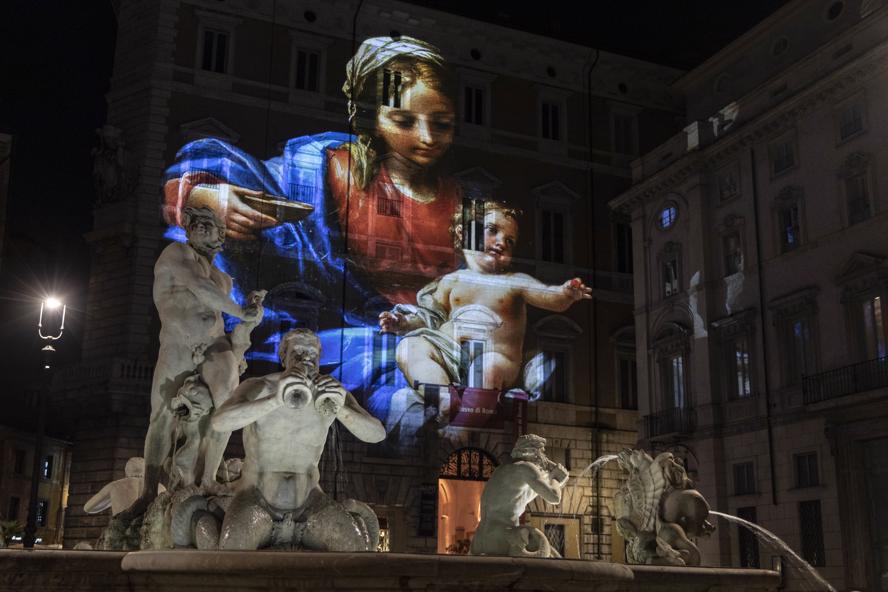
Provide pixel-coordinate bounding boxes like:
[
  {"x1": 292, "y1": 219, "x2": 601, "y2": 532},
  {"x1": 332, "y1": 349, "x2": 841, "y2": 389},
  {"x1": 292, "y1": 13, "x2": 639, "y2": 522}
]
[{"x1": 0, "y1": 208, "x2": 798, "y2": 591}]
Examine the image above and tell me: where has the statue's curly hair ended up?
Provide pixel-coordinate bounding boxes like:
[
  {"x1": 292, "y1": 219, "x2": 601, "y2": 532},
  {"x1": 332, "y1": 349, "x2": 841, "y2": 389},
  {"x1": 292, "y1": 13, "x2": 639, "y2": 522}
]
[{"x1": 277, "y1": 328, "x2": 321, "y2": 364}]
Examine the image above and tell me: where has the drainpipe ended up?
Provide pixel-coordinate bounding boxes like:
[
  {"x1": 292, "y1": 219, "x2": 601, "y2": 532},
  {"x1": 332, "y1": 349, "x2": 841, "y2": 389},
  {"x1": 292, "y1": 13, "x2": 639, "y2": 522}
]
[
  {"x1": 749, "y1": 146, "x2": 778, "y2": 506},
  {"x1": 584, "y1": 48, "x2": 602, "y2": 559}
]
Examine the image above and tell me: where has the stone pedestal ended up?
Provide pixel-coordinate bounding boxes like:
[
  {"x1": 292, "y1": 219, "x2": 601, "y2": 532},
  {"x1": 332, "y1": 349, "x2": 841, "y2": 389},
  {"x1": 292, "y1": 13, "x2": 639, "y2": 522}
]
[{"x1": 0, "y1": 550, "x2": 781, "y2": 592}]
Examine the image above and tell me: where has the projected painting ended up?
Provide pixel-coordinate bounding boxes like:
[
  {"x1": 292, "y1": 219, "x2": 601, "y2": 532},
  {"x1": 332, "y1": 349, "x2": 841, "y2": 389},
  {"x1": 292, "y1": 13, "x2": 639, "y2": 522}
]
[{"x1": 162, "y1": 36, "x2": 589, "y2": 451}]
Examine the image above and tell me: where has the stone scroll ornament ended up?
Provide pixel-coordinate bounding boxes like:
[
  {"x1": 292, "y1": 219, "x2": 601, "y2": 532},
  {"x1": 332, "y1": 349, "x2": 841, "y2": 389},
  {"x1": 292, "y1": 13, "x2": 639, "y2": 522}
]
[
  {"x1": 612, "y1": 449, "x2": 715, "y2": 566},
  {"x1": 470, "y1": 435, "x2": 569, "y2": 558}
]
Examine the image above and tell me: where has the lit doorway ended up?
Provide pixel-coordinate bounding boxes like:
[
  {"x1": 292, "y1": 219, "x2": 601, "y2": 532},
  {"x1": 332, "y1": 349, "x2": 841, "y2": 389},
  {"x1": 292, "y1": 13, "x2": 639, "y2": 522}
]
[{"x1": 437, "y1": 447, "x2": 497, "y2": 554}]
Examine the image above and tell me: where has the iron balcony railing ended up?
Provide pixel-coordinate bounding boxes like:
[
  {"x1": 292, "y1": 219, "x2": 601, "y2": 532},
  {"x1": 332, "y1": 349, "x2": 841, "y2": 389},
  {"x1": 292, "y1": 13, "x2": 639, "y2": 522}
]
[
  {"x1": 802, "y1": 355, "x2": 888, "y2": 404},
  {"x1": 642, "y1": 406, "x2": 696, "y2": 439}
]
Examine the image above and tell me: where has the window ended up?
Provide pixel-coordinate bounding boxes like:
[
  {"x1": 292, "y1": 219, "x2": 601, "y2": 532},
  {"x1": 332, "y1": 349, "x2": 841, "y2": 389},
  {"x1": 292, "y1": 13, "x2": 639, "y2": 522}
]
[
  {"x1": 543, "y1": 524, "x2": 566, "y2": 556},
  {"x1": 839, "y1": 152, "x2": 873, "y2": 225},
  {"x1": 658, "y1": 204, "x2": 677, "y2": 229},
  {"x1": 540, "y1": 209, "x2": 565, "y2": 263},
  {"x1": 723, "y1": 232, "x2": 743, "y2": 276},
  {"x1": 13, "y1": 449, "x2": 25, "y2": 475},
  {"x1": 460, "y1": 340, "x2": 485, "y2": 388},
  {"x1": 542, "y1": 350, "x2": 568, "y2": 403},
  {"x1": 201, "y1": 29, "x2": 229, "y2": 74},
  {"x1": 798, "y1": 500, "x2": 825, "y2": 567},
  {"x1": 463, "y1": 85, "x2": 485, "y2": 125},
  {"x1": 541, "y1": 101, "x2": 561, "y2": 141},
  {"x1": 736, "y1": 506, "x2": 760, "y2": 567},
  {"x1": 663, "y1": 353, "x2": 686, "y2": 408},
  {"x1": 614, "y1": 221, "x2": 633, "y2": 274},
  {"x1": 372, "y1": 332, "x2": 397, "y2": 386},
  {"x1": 36, "y1": 499, "x2": 49, "y2": 527},
  {"x1": 617, "y1": 355, "x2": 638, "y2": 409},
  {"x1": 774, "y1": 185, "x2": 804, "y2": 254},
  {"x1": 861, "y1": 295, "x2": 887, "y2": 359},
  {"x1": 788, "y1": 317, "x2": 816, "y2": 383},
  {"x1": 838, "y1": 101, "x2": 864, "y2": 140},
  {"x1": 794, "y1": 452, "x2": 820, "y2": 488},
  {"x1": 846, "y1": 172, "x2": 871, "y2": 225},
  {"x1": 770, "y1": 288, "x2": 819, "y2": 386},
  {"x1": 382, "y1": 68, "x2": 403, "y2": 108},
  {"x1": 727, "y1": 335, "x2": 753, "y2": 399},
  {"x1": 779, "y1": 201, "x2": 801, "y2": 252},
  {"x1": 7, "y1": 496, "x2": 20, "y2": 521},
  {"x1": 294, "y1": 49, "x2": 319, "y2": 92},
  {"x1": 769, "y1": 135, "x2": 797, "y2": 176},
  {"x1": 661, "y1": 244, "x2": 681, "y2": 298},
  {"x1": 612, "y1": 112, "x2": 638, "y2": 155},
  {"x1": 733, "y1": 462, "x2": 756, "y2": 495},
  {"x1": 460, "y1": 197, "x2": 488, "y2": 252},
  {"x1": 717, "y1": 164, "x2": 740, "y2": 202},
  {"x1": 377, "y1": 192, "x2": 401, "y2": 217},
  {"x1": 41, "y1": 455, "x2": 53, "y2": 480}
]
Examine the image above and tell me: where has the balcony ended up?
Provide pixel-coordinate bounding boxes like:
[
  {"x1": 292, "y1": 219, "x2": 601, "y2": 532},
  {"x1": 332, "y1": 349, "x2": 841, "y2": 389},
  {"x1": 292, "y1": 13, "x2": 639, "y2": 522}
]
[
  {"x1": 802, "y1": 355, "x2": 888, "y2": 405},
  {"x1": 642, "y1": 406, "x2": 696, "y2": 440}
]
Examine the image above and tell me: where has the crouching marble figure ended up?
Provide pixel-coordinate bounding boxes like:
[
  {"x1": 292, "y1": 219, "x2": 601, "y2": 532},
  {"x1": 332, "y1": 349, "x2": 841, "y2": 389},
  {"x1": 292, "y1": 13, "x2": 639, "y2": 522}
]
[
  {"x1": 207, "y1": 328, "x2": 386, "y2": 550},
  {"x1": 612, "y1": 449, "x2": 715, "y2": 566},
  {"x1": 470, "y1": 435, "x2": 569, "y2": 558}
]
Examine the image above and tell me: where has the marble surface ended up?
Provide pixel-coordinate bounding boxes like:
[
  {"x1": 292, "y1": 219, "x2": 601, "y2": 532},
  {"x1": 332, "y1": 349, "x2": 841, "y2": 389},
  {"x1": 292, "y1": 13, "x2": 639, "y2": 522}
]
[{"x1": 0, "y1": 549, "x2": 781, "y2": 591}]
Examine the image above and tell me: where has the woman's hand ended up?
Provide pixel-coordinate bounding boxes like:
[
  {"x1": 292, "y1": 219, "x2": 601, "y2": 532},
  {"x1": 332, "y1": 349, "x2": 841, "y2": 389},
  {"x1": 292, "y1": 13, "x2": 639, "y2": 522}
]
[{"x1": 190, "y1": 184, "x2": 280, "y2": 240}]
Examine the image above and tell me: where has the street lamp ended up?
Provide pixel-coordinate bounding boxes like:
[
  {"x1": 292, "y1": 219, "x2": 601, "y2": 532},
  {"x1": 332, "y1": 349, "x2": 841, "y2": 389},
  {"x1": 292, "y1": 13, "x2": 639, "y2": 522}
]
[{"x1": 23, "y1": 296, "x2": 66, "y2": 549}]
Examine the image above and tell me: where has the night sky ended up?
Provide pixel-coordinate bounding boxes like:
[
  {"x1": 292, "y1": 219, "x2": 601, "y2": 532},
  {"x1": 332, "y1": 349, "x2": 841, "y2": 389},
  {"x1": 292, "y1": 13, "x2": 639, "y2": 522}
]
[{"x1": 0, "y1": 0, "x2": 785, "y2": 428}]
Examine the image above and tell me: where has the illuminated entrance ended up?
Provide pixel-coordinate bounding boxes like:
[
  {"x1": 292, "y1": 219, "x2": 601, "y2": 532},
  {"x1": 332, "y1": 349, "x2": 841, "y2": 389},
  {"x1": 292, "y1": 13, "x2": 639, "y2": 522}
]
[{"x1": 437, "y1": 447, "x2": 497, "y2": 554}]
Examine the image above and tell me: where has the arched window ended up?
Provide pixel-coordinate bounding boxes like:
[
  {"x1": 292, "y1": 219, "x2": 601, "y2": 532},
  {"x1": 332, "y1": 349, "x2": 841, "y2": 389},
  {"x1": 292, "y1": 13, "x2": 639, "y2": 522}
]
[{"x1": 439, "y1": 447, "x2": 498, "y2": 481}]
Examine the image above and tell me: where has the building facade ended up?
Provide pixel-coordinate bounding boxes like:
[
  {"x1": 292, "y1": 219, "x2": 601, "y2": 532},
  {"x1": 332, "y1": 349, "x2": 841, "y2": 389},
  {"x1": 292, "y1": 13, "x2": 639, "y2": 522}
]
[
  {"x1": 0, "y1": 425, "x2": 72, "y2": 547},
  {"x1": 57, "y1": 0, "x2": 684, "y2": 560},
  {"x1": 610, "y1": 0, "x2": 888, "y2": 589}
]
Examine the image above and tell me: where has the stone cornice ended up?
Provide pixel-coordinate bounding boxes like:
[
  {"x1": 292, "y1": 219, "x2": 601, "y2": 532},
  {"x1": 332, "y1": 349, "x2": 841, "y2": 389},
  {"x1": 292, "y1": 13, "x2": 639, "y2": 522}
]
[{"x1": 610, "y1": 38, "x2": 888, "y2": 215}]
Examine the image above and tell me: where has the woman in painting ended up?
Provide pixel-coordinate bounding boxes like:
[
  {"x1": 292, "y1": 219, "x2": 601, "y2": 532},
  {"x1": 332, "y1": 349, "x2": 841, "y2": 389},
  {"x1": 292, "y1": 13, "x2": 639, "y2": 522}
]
[{"x1": 161, "y1": 36, "x2": 462, "y2": 420}]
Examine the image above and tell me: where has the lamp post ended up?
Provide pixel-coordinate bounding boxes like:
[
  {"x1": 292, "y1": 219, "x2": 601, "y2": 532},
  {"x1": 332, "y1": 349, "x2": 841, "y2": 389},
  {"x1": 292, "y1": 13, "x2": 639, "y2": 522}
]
[{"x1": 23, "y1": 297, "x2": 65, "y2": 549}]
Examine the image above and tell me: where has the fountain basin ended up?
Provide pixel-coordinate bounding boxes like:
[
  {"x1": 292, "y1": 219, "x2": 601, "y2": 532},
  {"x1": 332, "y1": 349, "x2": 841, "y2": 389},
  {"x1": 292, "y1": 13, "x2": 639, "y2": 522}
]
[{"x1": 1, "y1": 549, "x2": 780, "y2": 591}]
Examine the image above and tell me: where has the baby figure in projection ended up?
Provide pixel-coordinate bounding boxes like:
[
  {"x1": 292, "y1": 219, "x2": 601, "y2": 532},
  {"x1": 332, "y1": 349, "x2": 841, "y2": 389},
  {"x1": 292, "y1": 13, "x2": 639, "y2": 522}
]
[{"x1": 379, "y1": 202, "x2": 592, "y2": 436}]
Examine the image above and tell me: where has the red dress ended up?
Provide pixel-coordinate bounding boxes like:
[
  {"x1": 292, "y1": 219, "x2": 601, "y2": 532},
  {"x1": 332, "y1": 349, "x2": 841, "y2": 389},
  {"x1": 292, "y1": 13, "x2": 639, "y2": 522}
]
[{"x1": 326, "y1": 147, "x2": 462, "y2": 306}]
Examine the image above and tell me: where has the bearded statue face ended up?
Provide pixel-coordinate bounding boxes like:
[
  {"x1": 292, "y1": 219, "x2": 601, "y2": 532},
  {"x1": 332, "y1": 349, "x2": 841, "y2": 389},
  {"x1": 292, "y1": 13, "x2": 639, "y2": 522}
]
[{"x1": 184, "y1": 207, "x2": 225, "y2": 255}]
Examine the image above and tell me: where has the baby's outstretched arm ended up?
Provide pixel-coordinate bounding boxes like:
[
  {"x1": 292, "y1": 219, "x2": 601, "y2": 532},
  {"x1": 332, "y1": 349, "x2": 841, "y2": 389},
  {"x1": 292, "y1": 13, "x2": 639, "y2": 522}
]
[{"x1": 515, "y1": 275, "x2": 592, "y2": 312}]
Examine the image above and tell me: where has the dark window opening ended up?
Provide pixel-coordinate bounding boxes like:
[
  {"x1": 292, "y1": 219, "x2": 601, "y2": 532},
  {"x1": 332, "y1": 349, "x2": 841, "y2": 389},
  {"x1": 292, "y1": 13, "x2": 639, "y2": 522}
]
[
  {"x1": 733, "y1": 461, "x2": 756, "y2": 495},
  {"x1": 799, "y1": 500, "x2": 825, "y2": 567},
  {"x1": 295, "y1": 49, "x2": 319, "y2": 92},
  {"x1": 201, "y1": 29, "x2": 229, "y2": 74}
]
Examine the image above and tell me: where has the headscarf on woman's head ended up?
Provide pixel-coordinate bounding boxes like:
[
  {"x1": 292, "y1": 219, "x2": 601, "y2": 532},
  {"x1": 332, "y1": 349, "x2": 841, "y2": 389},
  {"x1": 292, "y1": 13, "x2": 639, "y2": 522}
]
[{"x1": 342, "y1": 35, "x2": 445, "y2": 124}]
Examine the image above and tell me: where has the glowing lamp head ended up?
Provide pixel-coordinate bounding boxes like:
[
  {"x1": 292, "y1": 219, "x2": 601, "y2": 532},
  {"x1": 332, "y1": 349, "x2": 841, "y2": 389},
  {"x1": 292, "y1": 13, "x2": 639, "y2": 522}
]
[{"x1": 45, "y1": 297, "x2": 62, "y2": 310}]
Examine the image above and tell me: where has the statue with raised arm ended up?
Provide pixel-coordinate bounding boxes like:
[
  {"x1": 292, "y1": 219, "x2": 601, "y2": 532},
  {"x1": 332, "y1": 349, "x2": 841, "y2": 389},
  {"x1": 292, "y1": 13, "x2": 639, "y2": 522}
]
[
  {"x1": 470, "y1": 434, "x2": 569, "y2": 558},
  {"x1": 120, "y1": 206, "x2": 263, "y2": 520},
  {"x1": 209, "y1": 328, "x2": 386, "y2": 550}
]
